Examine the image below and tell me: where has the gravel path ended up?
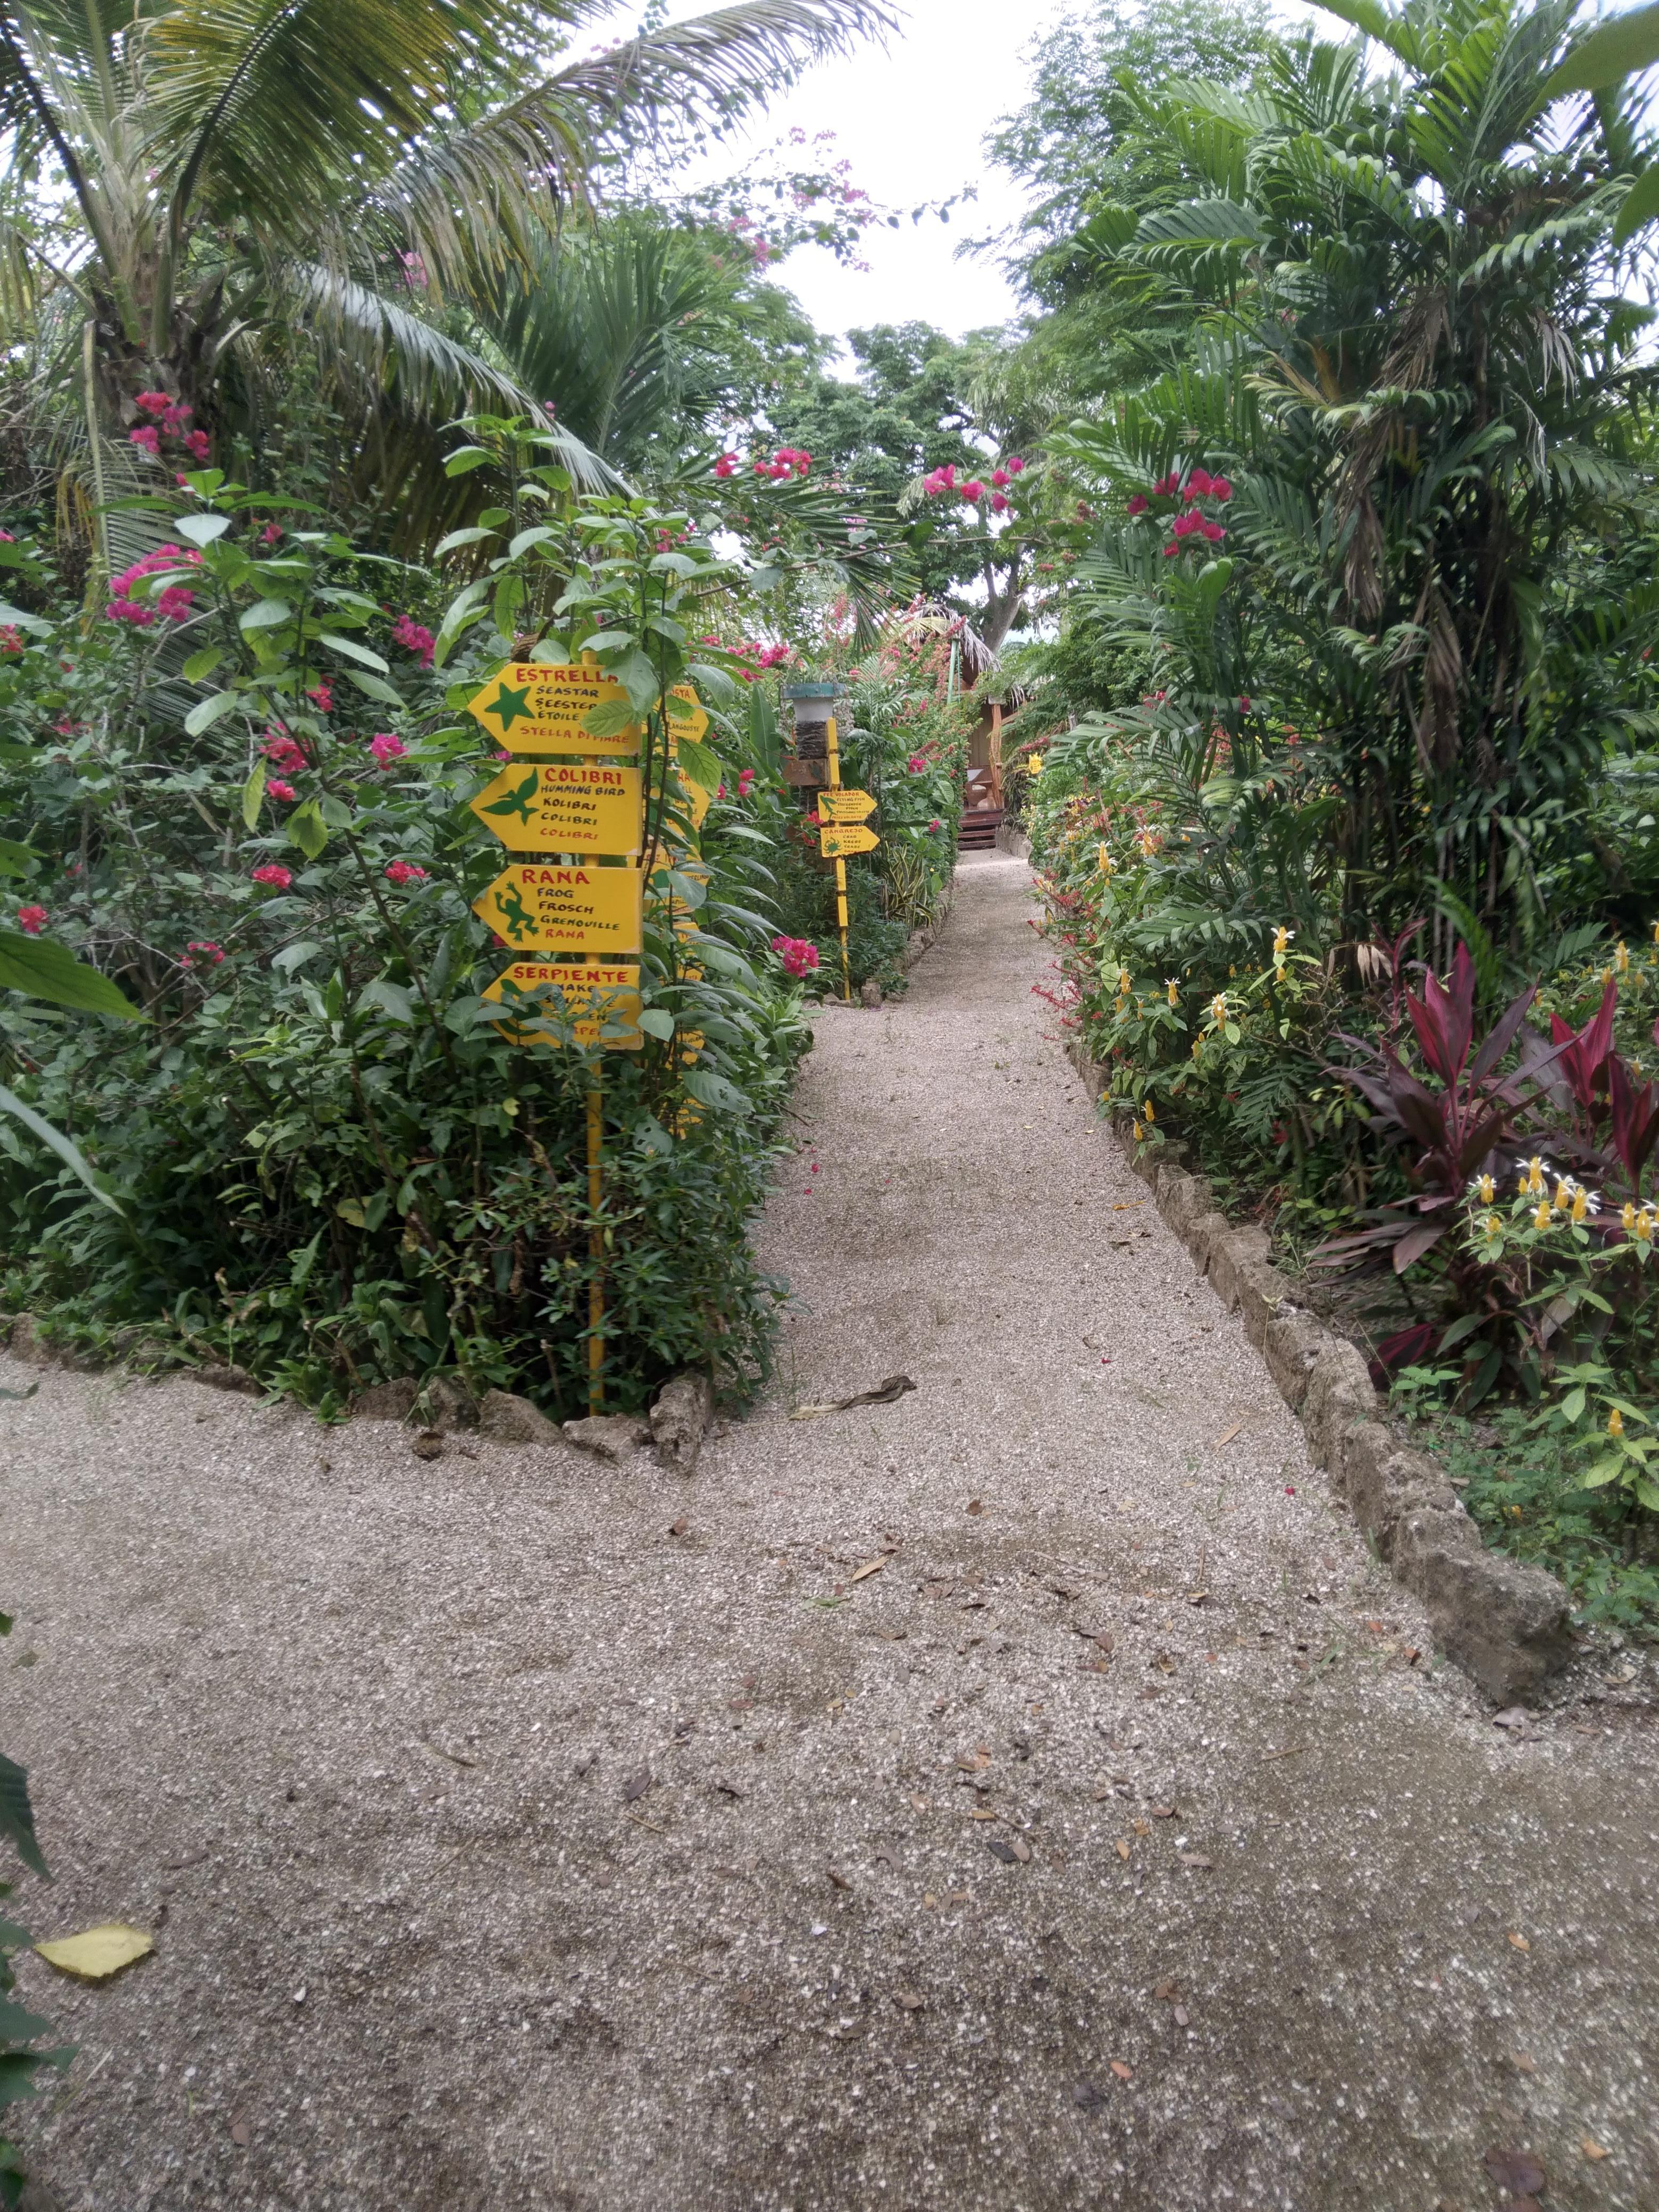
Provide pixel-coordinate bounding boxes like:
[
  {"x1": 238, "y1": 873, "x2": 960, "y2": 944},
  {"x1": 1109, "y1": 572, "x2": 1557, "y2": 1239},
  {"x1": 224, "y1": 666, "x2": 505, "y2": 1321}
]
[{"x1": 5, "y1": 850, "x2": 1657, "y2": 2211}]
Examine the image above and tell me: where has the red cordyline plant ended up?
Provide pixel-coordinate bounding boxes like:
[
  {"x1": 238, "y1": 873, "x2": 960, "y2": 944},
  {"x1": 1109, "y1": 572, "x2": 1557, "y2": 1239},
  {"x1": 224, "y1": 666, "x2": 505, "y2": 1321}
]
[
  {"x1": 1517, "y1": 978, "x2": 1659, "y2": 1202},
  {"x1": 1316, "y1": 943, "x2": 1554, "y2": 1278}
]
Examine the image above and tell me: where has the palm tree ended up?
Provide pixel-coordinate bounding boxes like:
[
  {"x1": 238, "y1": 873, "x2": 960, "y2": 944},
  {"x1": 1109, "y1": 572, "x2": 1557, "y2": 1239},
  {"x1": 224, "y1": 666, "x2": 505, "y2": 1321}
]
[{"x1": 0, "y1": 0, "x2": 890, "y2": 469}]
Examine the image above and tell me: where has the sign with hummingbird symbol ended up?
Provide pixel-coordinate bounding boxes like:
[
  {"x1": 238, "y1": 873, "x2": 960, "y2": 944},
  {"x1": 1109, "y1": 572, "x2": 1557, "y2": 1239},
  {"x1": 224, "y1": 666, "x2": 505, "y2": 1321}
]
[{"x1": 469, "y1": 762, "x2": 644, "y2": 856}]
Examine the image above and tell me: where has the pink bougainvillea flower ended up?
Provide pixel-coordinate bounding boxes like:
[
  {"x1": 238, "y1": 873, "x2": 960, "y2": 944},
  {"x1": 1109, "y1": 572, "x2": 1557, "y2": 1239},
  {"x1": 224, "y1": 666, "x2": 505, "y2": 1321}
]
[
  {"x1": 251, "y1": 864, "x2": 292, "y2": 890},
  {"x1": 0, "y1": 626, "x2": 23, "y2": 655},
  {"x1": 1162, "y1": 543, "x2": 1180, "y2": 559},
  {"x1": 1211, "y1": 476, "x2": 1233, "y2": 502},
  {"x1": 907, "y1": 753, "x2": 926, "y2": 773},
  {"x1": 182, "y1": 940, "x2": 225, "y2": 968},
  {"x1": 1187, "y1": 467, "x2": 1213, "y2": 499},
  {"x1": 129, "y1": 425, "x2": 161, "y2": 455},
  {"x1": 156, "y1": 586, "x2": 195, "y2": 621},
  {"x1": 16, "y1": 904, "x2": 47, "y2": 935},
  {"x1": 961, "y1": 479, "x2": 985, "y2": 501},
  {"x1": 928, "y1": 816, "x2": 942, "y2": 832},
  {"x1": 738, "y1": 767, "x2": 756, "y2": 797},
  {"x1": 1200, "y1": 520, "x2": 1226, "y2": 542},
  {"x1": 133, "y1": 391, "x2": 171, "y2": 416},
  {"x1": 384, "y1": 860, "x2": 428, "y2": 885},
  {"x1": 1126, "y1": 492, "x2": 1149, "y2": 516},
  {"x1": 770, "y1": 934, "x2": 819, "y2": 977},
  {"x1": 306, "y1": 683, "x2": 333, "y2": 712},
  {"x1": 261, "y1": 522, "x2": 282, "y2": 544},
  {"x1": 990, "y1": 491, "x2": 1009, "y2": 513},
  {"x1": 183, "y1": 430, "x2": 211, "y2": 462},
  {"x1": 714, "y1": 453, "x2": 738, "y2": 478},
  {"x1": 391, "y1": 614, "x2": 435, "y2": 667},
  {"x1": 263, "y1": 732, "x2": 307, "y2": 772},
  {"x1": 1006, "y1": 456, "x2": 1025, "y2": 474},
  {"x1": 1238, "y1": 696, "x2": 1252, "y2": 713},
  {"x1": 368, "y1": 732, "x2": 407, "y2": 767},
  {"x1": 265, "y1": 777, "x2": 296, "y2": 801},
  {"x1": 1171, "y1": 510, "x2": 1202, "y2": 539},
  {"x1": 991, "y1": 468, "x2": 1010, "y2": 489}
]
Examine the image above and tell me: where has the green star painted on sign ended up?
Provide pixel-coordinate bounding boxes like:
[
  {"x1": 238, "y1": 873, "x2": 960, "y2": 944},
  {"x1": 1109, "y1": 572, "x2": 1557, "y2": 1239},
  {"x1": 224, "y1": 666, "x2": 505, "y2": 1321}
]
[{"x1": 484, "y1": 680, "x2": 533, "y2": 733}]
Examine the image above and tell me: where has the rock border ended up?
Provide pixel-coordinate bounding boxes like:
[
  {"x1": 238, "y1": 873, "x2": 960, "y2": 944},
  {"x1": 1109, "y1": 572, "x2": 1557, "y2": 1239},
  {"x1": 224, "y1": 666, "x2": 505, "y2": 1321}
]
[
  {"x1": 1063, "y1": 1040, "x2": 1573, "y2": 1703},
  {"x1": 995, "y1": 823, "x2": 1032, "y2": 862}
]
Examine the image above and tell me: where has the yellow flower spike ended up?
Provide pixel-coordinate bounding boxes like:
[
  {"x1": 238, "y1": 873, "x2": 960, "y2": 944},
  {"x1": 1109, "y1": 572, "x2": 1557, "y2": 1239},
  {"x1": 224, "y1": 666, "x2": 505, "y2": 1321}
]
[
  {"x1": 1571, "y1": 1186, "x2": 1589, "y2": 1224},
  {"x1": 1132, "y1": 1120, "x2": 1144, "y2": 1142},
  {"x1": 1484, "y1": 1211, "x2": 1503, "y2": 1239},
  {"x1": 1117, "y1": 967, "x2": 1132, "y2": 995},
  {"x1": 1553, "y1": 1178, "x2": 1570, "y2": 1213},
  {"x1": 1166, "y1": 978, "x2": 1179, "y2": 1007},
  {"x1": 1615, "y1": 941, "x2": 1629, "y2": 974},
  {"x1": 1637, "y1": 1211, "x2": 1655, "y2": 1243},
  {"x1": 1097, "y1": 844, "x2": 1115, "y2": 875},
  {"x1": 1192, "y1": 1039, "x2": 1203, "y2": 1061},
  {"x1": 1027, "y1": 755, "x2": 1043, "y2": 776},
  {"x1": 1517, "y1": 1171, "x2": 1530, "y2": 1198},
  {"x1": 1478, "y1": 1173, "x2": 1495, "y2": 1205},
  {"x1": 1143, "y1": 1099, "x2": 1155, "y2": 1122},
  {"x1": 1526, "y1": 1157, "x2": 1545, "y2": 1194},
  {"x1": 1210, "y1": 993, "x2": 1228, "y2": 1024},
  {"x1": 1608, "y1": 1408, "x2": 1624, "y2": 1440},
  {"x1": 1533, "y1": 1201, "x2": 1553, "y2": 1231},
  {"x1": 1623, "y1": 1201, "x2": 1639, "y2": 1231},
  {"x1": 1272, "y1": 925, "x2": 1293, "y2": 957},
  {"x1": 1600, "y1": 966, "x2": 1614, "y2": 988}
]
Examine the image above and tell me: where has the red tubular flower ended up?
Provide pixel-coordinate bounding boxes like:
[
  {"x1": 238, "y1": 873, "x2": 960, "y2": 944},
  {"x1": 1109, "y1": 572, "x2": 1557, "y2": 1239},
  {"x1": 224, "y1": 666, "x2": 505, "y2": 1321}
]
[
  {"x1": 1126, "y1": 493, "x2": 1149, "y2": 516},
  {"x1": 16, "y1": 904, "x2": 47, "y2": 934},
  {"x1": 251, "y1": 865, "x2": 292, "y2": 890},
  {"x1": 384, "y1": 860, "x2": 427, "y2": 885}
]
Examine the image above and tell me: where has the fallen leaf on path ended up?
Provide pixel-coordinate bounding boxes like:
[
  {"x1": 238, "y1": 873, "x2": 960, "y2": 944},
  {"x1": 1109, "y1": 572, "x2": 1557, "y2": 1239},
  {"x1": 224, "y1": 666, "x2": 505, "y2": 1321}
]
[
  {"x1": 1213, "y1": 1423, "x2": 1243, "y2": 1448},
  {"x1": 1581, "y1": 2138, "x2": 1610, "y2": 2161},
  {"x1": 1260, "y1": 1746, "x2": 1305, "y2": 1762},
  {"x1": 1483, "y1": 2147, "x2": 1546, "y2": 2196},
  {"x1": 621, "y1": 1767, "x2": 652, "y2": 1802},
  {"x1": 668, "y1": 1517, "x2": 690, "y2": 1537},
  {"x1": 1048, "y1": 1581, "x2": 1080, "y2": 1602},
  {"x1": 1153, "y1": 1980, "x2": 1179, "y2": 2001},
  {"x1": 849, "y1": 1557, "x2": 886, "y2": 1583},
  {"x1": 790, "y1": 1376, "x2": 917, "y2": 1420},
  {"x1": 985, "y1": 1837, "x2": 1021, "y2": 1864},
  {"x1": 1132, "y1": 1820, "x2": 1151, "y2": 1837},
  {"x1": 1116, "y1": 1839, "x2": 1131, "y2": 1861},
  {"x1": 1507, "y1": 1931, "x2": 1530, "y2": 1952},
  {"x1": 956, "y1": 1751, "x2": 991, "y2": 1771},
  {"x1": 35, "y1": 1923, "x2": 153, "y2": 1981},
  {"x1": 969, "y1": 1809, "x2": 1000, "y2": 1822},
  {"x1": 966, "y1": 1498, "x2": 984, "y2": 1515},
  {"x1": 893, "y1": 1989, "x2": 926, "y2": 2012},
  {"x1": 827, "y1": 1868, "x2": 852, "y2": 1891},
  {"x1": 1177, "y1": 1853, "x2": 1213, "y2": 1870},
  {"x1": 230, "y1": 2113, "x2": 250, "y2": 2148},
  {"x1": 1109, "y1": 2059, "x2": 1133, "y2": 2082}
]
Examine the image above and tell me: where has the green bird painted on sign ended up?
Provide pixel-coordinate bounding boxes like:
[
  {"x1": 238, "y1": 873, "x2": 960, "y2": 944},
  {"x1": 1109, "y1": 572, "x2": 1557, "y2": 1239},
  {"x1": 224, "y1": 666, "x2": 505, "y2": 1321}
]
[{"x1": 483, "y1": 769, "x2": 540, "y2": 825}]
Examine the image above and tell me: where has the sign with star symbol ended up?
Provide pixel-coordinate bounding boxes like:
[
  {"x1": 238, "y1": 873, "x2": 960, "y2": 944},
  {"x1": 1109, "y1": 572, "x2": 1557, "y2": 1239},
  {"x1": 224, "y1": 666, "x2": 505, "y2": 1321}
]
[{"x1": 465, "y1": 660, "x2": 643, "y2": 755}]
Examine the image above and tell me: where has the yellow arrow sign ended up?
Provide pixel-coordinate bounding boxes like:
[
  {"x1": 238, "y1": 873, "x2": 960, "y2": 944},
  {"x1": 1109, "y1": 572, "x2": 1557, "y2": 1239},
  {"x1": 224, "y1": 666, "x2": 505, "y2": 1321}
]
[
  {"x1": 820, "y1": 787, "x2": 877, "y2": 824},
  {"x1": 466, "y1": 662, "x2": 642, "y2": 755},
  {"x1": 473, "y1": 863, "x2": 642, "y2": 955},
  {"x1": 649, "y1": 857, "x2": 710, "y2": 940},
  {"x1": 819, "y1": 822, "x2": 881, "y2": 859},
  {"x1": 666, "y1": 684, "x2": 710, "y2": 745},
  {"x1": 482, "y1": 961, "x2": 643, "y2": 1050},
  {"x1": 469, "y1": 762, "x2": 643, "y2": 856}
]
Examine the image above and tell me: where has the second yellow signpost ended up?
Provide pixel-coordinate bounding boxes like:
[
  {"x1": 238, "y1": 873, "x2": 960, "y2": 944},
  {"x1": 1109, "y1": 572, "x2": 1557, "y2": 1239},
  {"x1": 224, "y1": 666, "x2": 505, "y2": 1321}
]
[{"x1": 816, "y1": 718, "x2": 878, "y2": 1002}]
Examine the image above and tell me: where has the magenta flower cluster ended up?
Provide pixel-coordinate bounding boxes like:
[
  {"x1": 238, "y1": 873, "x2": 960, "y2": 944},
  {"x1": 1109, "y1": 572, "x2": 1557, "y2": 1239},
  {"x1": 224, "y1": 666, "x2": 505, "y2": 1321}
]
[
  {"x1": 392, "y1": 614, "x2": 435, "y2": 667},
  {"x1": 1124, "y1": 465, "x2": 1233, "y2": 556},
  {"x1": 105, "y1": 544, "x2": 203, "y2": 627},
  {"x1": 770, "y1": 934, "x2": 820, "y2": 978},
  {"x1": 129, "y1": 391, "x2": 211, "y2": 465},
  {"x1": 923, "y1": 457, "x2": 1024, "y2": 514}
]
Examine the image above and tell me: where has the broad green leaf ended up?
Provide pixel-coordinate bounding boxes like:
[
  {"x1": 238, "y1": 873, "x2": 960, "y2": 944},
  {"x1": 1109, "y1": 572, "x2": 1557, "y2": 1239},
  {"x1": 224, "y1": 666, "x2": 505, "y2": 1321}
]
[
  {"x1": 582, "y1": 699, "x2": 644, "y2": 739},
  {"x1": 433, "y1": 526, "x2": 499, "y2": 556},
  {"x1": 0, "y1": 1080, "x2": 129, "y2": 1211},
  {"x1": 173, "y1": 514, "x2": 231, "y2": 548},
  {"x1": 287, "y1": 800, "x2": 329, "y2": 859},
  {"x1": 442, "y1": 446, "x2": 493, "y2": 476},
  {"x1": 181, "y1": 646, "x2": 222, "y2": 682},
  {"x1": 1548, "y1": 2, "x2": 1659, "y2": 94},
  {"x1": 184, "y1": 690, "x2": 242, "y2": 736},
  {"x1": 507, "y1": 525, "x2": 559, "y2": 558},
  {"x1": 1561, "y1": 1385, "x2": 1586, "y2": 1422},
  {"x1": 359, "y1": 978, "x2": 415, "y2": 1024},
  {"x1": 1613, "y1": 163, "x2": 1659, "y2": 244},
  {"x1": 675, "y1": 736, "x2": 722, "y2": 793},
  {"x1": 316, "y1": 633, "x2": 389, "y2": 674},
  {"x1": 241, "y1": 758, "x2": 267, "y2": 829},
  {"x1": 0, "y1": 600, "x2": 49, "y2": 635},
  {"x1": 747, "y1": 564, "x2": 785, "y2": 591},
  {"x1": 611, "y1": 649, "x2": 660, "y2": 714},
  {"x1": 238, "y1": 599, "x2": 292, "y2": 632},
  {"x1": 637, "y1": 1008, "x2": 676, "y2": 1040},
  {"x1": 344, "y1": 672, "x2": 406, "y2": 707},
  {"x1": 0, "y1": 839, "x2": 35, "y2": 877},
  {"x1": 271, "y1": 940, "x2": 324, "y2": 973},
  {"x1": 683, "y1": 1067, "x2": 749, "y2": 1115},
  {"x1": 0, "y1": 1750, "x2": 45, "y2": 1877},
  {"x1": 690, "y1": 660, "x2": 738, "y2": 705},
  {"x1": 0, "y1": 933, "x2": 141, "y2": 1018}
]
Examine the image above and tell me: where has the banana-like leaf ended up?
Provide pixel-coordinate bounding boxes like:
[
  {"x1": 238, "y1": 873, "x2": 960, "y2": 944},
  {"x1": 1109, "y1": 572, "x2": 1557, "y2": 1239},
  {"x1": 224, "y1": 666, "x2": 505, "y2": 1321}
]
[
  {"x1": 0, "y1": 1081, "x2": 129, "y2": 1214},
  {"x1": 0, "y1": 932, "x2": 142, "y2": 1018}
]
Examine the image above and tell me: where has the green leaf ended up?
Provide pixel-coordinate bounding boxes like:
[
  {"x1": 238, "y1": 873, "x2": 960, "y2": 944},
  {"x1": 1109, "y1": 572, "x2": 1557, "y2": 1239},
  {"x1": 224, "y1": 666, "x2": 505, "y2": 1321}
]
[
  {"x1": 582, "y1": 630, "x2": 638, "y2": 655},
  {"x1": 316, "y1": 633, "x2": 389, "y2": 674},
  {"x1": 675, "y1": 736, "x2": 722, "y2": 793},
  {"x1": 286, "y1": 800, "x2": 329, "y2": 859},
  {"x1": 637, "y1": 1008, "x2": 676, "y2": 1040},
  {"x1": 180, "y1": 647, "x2": 222, "y2": 682},
  {"x1": 611, "y1": 650, "x2": 660, "y2": 714},
  {"x1": 683, "y1": 1067, "x2": 749, "y2": 1115},
  {"x1": 0, "y1": 2045, "x2": 75, "y2": 2116},
  {"x1": 0, "y1": 1080, "x2": 129, "y2": 1211},
  {"x1": 0, "y1": 600, "x2": 48, "y2": 636},
  {"x1": 343, "y1": 672, "x2": 406, "y2": 707},
  {"x1": 173, "y1": 514, "x2": 231, "y2": 548},
  {"x1": 241, "y1": 758, "x2": 267, "y2": 830},
  {"x1": 0, "y1": 934, "x2": 141, "y2": 1018},
  {"x1": 507, "y1": 525, "x2": 559, "y2": 558},
  {"x1": 443, "y1": 446, "x2": 494, "y2": 477},
  {"x1": 0, "y1": 840, "x2": 35, "y2": 878},
  {"x1": 432, "y1": 526, "x2": 500, "y2": 556},
  {"x1": 238, "y1": 598, "x2": 292, "y2": 632},
  {"x1": 1613, "y1": 163, "x2": 1659, "y2": 244},
  {"x1": 183, "y1": 690, "x2": 243, "y2": 736},
  {"x1": 1561, "y1": 1385, "x2": 1587, "y2": 1423},
  {"x1": 1548, "y1": 3, "x2": 1659, "y2": 94},
  {"x1": 748, "y1": 563, "x2": 785, "y2": 591},
  {"x1": 0, "y1": 1753, "x2": 44, "y2": 1878},
  {"x1": 581, "y1": 699, "x2": 644, "y2": 739},
  {"x1": 271, "y1": 940, "x2": 324, "y2": 973},
  {"x1": 359, "y1": 978, "x2": 415, "y2": 1024}
]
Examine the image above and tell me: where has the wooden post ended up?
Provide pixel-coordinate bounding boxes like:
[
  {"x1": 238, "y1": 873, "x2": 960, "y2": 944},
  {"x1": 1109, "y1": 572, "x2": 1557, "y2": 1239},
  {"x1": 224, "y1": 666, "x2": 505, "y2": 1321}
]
[
  {"x1": 586, "y1": 1078, "x2": 605, "y2": 1411},
  {"x1": 825, "y1": 714, "x2": 851, "y2": 1002}
]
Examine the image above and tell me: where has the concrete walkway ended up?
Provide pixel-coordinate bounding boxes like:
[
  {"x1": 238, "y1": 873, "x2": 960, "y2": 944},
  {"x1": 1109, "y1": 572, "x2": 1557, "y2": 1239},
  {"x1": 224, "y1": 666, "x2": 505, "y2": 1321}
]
[{"x1": 5, "y1": 852, "x2": 1656, "y2": 2211}]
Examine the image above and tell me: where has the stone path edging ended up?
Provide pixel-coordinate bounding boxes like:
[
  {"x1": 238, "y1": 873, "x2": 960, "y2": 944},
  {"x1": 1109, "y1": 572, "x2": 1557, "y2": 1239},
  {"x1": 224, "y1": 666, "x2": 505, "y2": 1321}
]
[{"x1": 1064, "y1": 1038, "x2": 1574, "y2": 1704}]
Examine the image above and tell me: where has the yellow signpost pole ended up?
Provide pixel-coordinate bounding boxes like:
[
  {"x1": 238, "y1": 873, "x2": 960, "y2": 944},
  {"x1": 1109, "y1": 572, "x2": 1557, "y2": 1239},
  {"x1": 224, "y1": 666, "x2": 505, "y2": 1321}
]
[
  {"x1": 585, "y1": 1079, "x2": 605, "y2": 1412},
  {"x1": 824, "y1": 714, "x2": 851, "y2": 1003}
]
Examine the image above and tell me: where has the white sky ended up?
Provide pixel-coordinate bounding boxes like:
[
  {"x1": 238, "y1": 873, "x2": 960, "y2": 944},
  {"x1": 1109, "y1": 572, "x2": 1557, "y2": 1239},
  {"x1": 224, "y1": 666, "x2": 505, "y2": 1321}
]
[{"x1": 594, "y1": 0, "x2": 1075, "y2": 345}]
